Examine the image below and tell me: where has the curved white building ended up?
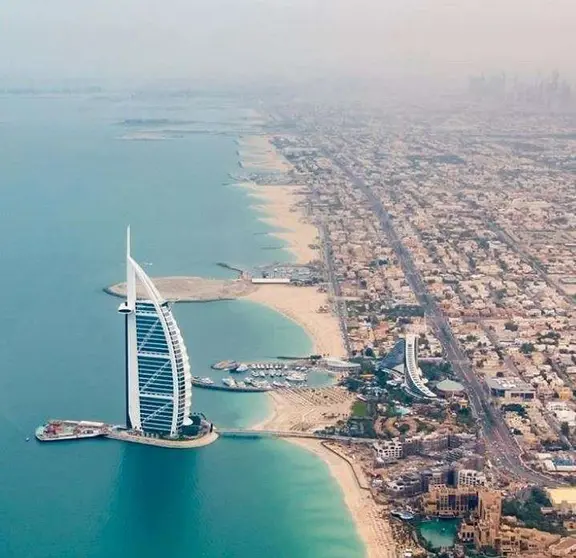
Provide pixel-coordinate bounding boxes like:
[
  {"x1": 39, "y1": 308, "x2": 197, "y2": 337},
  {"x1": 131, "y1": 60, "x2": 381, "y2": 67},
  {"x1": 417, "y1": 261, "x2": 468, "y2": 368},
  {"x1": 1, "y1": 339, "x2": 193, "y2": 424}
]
[
  {"x1": 405, "y1": 334, "x2": 436, "y2": 399},
  {"x1": 118, "y1": 229, "x2": 192, "y2": 437}
]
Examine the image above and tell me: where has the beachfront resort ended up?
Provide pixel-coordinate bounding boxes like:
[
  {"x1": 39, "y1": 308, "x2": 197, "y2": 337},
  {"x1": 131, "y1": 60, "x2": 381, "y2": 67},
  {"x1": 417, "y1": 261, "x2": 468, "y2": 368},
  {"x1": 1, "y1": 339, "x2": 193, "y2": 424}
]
[{"x1": 36, "y1": 113, "x2": 576, "y2": 558}]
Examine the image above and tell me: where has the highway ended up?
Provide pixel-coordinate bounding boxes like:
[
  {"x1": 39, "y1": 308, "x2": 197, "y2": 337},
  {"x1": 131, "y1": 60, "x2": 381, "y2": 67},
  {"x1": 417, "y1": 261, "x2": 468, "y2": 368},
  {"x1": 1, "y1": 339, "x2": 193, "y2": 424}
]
[{"x1": 326, "y1": 153, "x2": 560, "y2": 486}]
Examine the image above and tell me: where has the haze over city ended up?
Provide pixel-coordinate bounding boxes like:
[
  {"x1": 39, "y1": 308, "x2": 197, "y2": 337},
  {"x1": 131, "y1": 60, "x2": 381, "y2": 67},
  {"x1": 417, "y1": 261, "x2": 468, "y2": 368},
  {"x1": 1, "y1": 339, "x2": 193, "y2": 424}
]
[
  {"x1": 3, "y1": 2, "x2": 576, "y2": 558},
  {"x1": 1, "y1": 0, "x2": 575, "y2": 85}
]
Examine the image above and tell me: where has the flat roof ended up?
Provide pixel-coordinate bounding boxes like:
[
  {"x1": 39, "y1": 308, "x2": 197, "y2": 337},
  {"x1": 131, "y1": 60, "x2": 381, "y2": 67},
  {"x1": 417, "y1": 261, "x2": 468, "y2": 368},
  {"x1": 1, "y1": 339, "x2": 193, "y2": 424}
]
[
  {"x1": 547, "y1": 487, "x2": 576, "y2": 506},
  {"x1": 486, "y1": 376, "x2": 534, "y2": 392}
]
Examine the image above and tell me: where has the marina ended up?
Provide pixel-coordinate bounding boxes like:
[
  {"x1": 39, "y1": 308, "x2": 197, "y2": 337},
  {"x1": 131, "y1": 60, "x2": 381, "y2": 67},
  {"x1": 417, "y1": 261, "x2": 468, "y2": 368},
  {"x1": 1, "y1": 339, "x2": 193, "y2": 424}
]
[
  {"x1": 211, "y1": 359, "x2": 315, "y2": 371},
  {"x1": 191, "y1": 376, "x2": 272, "y2": 392}
]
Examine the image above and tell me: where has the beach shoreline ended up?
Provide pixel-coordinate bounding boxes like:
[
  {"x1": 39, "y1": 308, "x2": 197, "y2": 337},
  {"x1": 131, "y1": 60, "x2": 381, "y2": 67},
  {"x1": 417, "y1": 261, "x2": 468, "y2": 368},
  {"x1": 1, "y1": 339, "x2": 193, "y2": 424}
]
[
  {"x1": 235, "y1": 182, "x2": 319, "y2": 265},
  {"x1": 252, "y1": 388, "x2": 396, "y2": 558},
  {"x1": 244, "y1": 284, "x2": 345, "y2": 358},
  {"x1": 288, "y1": 438, "x2": 397, "y2": 558},
  {"x1": 238, "y1": 135, "x2": 397, "y2": 558}
]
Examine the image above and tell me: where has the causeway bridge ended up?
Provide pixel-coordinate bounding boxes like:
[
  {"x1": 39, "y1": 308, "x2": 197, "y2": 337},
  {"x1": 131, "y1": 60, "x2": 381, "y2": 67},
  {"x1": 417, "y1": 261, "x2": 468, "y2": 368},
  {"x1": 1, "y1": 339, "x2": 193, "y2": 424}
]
[{"x1": 217, "y1": 429, "x2": 376, "y2": 444}]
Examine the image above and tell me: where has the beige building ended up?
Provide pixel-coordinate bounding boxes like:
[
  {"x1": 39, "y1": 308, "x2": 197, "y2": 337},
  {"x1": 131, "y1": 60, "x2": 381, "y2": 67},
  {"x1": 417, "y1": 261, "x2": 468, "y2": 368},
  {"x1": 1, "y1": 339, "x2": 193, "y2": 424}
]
[
  {"x1": 474, "y1": 489, "x2": 502, "y2": 550},
  {"x1": 422, "y1": 486, "x2": 478, "y2": 518},
  {"x1": 549, "y1": 536, "x2": 576, "y2": 556}
]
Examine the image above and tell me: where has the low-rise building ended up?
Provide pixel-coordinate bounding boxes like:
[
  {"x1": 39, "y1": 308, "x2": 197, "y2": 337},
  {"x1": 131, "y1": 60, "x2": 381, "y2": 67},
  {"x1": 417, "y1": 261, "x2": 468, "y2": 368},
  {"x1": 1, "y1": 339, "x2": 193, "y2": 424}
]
[
  {"x1": 373, "y1": 440, "x2": 403, "y2": 462},
  {"x1": 457, "y1": 469, "x2": 487, "y2": 487},
  {"x1": 422, "y1": 485, "x2": 478, "y2": 517},
  {"x1": 486, "y1": 376, "x2": 536, "y2": 402}
]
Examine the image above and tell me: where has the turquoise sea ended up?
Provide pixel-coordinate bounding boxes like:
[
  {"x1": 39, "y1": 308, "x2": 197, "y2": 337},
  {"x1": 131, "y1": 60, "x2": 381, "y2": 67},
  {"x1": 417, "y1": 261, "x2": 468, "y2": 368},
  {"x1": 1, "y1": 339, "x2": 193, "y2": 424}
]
[{"x1": 0, "y1": 94, "x2": 364, "y2": 557}]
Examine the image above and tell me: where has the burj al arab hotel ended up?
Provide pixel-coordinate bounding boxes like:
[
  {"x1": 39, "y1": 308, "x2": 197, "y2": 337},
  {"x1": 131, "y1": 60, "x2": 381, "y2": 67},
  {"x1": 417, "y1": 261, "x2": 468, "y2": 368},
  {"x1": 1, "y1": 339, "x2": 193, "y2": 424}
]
[{"x1": 117, "y1": 229, "x2": 193, "y2": 438}]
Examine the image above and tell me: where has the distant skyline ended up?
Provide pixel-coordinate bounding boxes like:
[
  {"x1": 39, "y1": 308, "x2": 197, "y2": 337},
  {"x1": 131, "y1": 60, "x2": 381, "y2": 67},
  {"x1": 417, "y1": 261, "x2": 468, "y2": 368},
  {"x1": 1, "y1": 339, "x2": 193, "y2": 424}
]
[{"x1": 1, "y1": 1, "x2": 575, "y2": 85}]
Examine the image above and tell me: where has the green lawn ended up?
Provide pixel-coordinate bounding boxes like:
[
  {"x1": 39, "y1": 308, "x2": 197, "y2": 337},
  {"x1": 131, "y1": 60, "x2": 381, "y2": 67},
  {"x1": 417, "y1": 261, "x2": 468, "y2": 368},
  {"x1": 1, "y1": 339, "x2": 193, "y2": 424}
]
[{"x1": 351, "y1": 400, "x2": 369, "y2": 418}]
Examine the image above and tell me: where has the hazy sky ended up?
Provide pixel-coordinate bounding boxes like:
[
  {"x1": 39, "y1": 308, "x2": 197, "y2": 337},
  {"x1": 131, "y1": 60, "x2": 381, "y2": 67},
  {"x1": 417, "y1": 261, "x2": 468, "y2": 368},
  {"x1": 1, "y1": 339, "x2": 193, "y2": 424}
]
[{"x1": 1, "y1": 0, "x2": 574, "y2": 83}]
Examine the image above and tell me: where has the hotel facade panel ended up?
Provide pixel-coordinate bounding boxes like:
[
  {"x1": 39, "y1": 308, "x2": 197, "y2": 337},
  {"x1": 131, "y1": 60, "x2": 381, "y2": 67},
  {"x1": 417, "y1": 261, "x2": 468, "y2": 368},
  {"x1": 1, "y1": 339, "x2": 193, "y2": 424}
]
[{"x1": 118, "y1": 229, "x2": 192, "y2": 437}]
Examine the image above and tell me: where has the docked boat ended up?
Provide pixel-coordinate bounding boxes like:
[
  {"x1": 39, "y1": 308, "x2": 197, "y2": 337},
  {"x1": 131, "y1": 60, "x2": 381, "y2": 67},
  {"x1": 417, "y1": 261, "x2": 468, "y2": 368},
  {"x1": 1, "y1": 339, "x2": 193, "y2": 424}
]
[
  {"x1": 193, "y1": 376, "x2": 214, "y2": 386},
  {"x1": 212, "y1": 360, "x2": 238, "y2": 370},
  {"x1": 222, "y1": 377, "x2": 236, "y2": 388},
  {"x1": 235, "y1": 363, "x2": 249, "y2": 373},
  {"x1": 286, "y1": 372, "x2": 307, "y2": 382}
]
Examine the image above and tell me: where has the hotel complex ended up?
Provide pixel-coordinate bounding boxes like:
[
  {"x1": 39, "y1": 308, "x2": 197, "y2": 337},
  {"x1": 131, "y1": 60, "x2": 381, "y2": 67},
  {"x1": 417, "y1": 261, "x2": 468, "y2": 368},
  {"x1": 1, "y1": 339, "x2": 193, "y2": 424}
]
[
  {"x1": 118, "y1": 229, "x2": 193, "y2": 438},
  {"x1": 379, "y1": 334, "x2": 437, "y2": 399}
]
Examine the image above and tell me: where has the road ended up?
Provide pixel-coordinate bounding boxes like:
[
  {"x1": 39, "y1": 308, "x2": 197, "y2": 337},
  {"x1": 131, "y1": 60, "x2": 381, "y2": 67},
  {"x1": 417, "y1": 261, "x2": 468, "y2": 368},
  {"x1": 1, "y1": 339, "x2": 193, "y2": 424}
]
[
  {"x1": 310, "y1": 182, "x2": 353, "y2": 357},
  {"x1": 326, "y1": 153, "x2": 560, "y2": 486}
]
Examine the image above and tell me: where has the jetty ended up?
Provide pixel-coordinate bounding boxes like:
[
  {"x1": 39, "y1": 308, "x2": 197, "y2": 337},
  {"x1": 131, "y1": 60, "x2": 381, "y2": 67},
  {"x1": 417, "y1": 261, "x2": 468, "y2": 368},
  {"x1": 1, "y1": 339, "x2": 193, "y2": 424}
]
[{"x1": 218, "y1": 428, "x2": 376, "y2": 444}]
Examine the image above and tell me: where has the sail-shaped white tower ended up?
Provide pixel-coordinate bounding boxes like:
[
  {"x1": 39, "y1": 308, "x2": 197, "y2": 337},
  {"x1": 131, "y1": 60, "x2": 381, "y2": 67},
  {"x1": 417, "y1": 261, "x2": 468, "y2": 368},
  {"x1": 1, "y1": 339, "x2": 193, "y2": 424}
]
[{"x1": 118, "y1": 228, "x2": 192, "y2": 437}]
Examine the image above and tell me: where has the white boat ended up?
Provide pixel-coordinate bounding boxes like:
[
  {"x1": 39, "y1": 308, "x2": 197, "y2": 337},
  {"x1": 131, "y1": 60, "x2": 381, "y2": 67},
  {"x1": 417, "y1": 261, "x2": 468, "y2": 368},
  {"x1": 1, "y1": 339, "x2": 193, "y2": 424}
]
[
  {"x1": 222, "y1": 377, "x2": 236, "y2": 388},
  {"x1": 200, "y1": 377, "x2": 214, "y2": 385},
  {"x1": 286, "y1": 373, "x2": 307, "y2": 382},
  {"x1": 236, "y1": 363, "x2": 249, "y2": 373}
]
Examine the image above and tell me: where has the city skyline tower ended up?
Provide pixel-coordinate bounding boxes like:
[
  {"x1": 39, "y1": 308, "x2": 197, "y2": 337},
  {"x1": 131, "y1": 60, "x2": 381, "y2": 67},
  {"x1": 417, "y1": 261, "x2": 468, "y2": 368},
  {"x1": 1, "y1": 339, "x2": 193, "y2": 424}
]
[{"x1": 118, "y1": 228, "x2": 192, "y2": 438}]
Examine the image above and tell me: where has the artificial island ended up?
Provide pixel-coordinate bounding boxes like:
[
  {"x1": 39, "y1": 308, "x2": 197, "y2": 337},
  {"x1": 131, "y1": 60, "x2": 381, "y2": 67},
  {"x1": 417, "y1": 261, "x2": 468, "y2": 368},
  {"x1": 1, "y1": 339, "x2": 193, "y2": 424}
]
[{"x1": 36, "y1": 229, "x2": 217, "y2": 448}]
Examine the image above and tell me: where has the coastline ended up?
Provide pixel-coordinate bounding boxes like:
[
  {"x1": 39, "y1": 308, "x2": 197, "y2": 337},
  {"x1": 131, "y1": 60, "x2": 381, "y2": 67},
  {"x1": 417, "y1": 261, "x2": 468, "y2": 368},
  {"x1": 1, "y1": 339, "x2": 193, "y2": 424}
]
[
  {"x1": 253, "y1": 388, "x2": 396, "y2": 558},
  {"x1": 244, "y1": 284, "x2": 345, "y2": 358},
  {"x1": 289, "y1": 438, "x2": 397, "y2": 558},
  {"x1": 238, "y1": 134, "x2": 396, "y2": 558},
  {"x1": 240, "y1": 182, "x2": 319, "y2": 265},
  {"x1": 235, "y1": 180, "x2": 344, "y2": 357}
]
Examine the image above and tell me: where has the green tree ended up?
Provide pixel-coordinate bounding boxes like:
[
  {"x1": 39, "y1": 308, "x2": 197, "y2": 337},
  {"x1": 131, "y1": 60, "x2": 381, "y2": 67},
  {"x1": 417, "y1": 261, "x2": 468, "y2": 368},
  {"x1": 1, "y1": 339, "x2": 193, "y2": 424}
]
[{"x1": 520, "y1": 342, "x2": 535, "y2": 354}]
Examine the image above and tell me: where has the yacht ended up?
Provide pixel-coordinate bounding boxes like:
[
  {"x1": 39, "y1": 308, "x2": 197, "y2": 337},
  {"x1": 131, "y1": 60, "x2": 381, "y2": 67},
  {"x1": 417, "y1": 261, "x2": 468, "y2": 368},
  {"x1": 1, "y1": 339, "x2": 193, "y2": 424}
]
[{"x1": 286, "y1": 372, "x2": 307, "y2": 383}]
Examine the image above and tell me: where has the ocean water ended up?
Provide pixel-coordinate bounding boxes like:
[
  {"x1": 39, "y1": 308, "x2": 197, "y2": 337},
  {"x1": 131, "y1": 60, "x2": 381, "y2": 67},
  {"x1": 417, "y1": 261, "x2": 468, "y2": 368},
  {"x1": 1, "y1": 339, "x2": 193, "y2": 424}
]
[{"x1": 0, "y1": 94, "x2": 364, "y2": 558}]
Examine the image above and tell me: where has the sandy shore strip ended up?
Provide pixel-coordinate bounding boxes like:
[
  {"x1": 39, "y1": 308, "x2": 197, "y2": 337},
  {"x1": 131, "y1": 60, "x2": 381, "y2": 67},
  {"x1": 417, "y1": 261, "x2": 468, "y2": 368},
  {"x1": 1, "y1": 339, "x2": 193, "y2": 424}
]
[
  {"x1": 252, "y1": 385, "x2": 355, "y2": 432},
  {"x1": 289, "y1": 438, "x2": 396, "y2": 558},
  {"x1": 238, "y1": 182, "x2": 320, "y2": 265},
  {"x1": 237, "y1": 135, "x2": 292, "y2": 172},
  {"x1": 245, "y1": 284, "x2": 345, "y2": 357},
  {"x1": 250, "y1": 386, "x2": 397, "y2": 556}
]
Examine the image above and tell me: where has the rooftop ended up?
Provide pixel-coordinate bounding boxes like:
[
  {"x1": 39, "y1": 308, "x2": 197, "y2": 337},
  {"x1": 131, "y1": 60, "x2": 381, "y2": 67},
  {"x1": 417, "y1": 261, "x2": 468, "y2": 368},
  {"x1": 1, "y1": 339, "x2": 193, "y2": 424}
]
[
  {"x1": 485, "y1": 376, "x2": 534, "y2": 392},
  {"x1": 435, "y1": 379, "x2": 465, "y2": 393},
  {"x1": 547, "y1": 487, "x2": 576, "y2": 506}
]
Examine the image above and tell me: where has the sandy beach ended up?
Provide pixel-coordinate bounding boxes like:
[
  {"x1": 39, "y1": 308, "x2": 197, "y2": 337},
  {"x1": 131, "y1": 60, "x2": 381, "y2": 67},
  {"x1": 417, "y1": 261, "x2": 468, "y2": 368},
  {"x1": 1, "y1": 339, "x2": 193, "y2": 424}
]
[
  {"x1": 235, "y1": 180, "x2": 344, "y2": 357},
  {"x1": 252, "y1": 386, "x2": 355, "y2": 432},
  {"x1": 290, "y1": 439, "x2": 397, "y2": 558},
  {"x1": 245, "y1": 283, "x2": 345, "y2": 357},
  {"x1": 237, "y1": 135, "x2": 292, "y2": 173},
  {"x1": 241, "y1": 182, "x2": 319, "y2": 265},
  {"x1": 252, "y1": 386, "x2": 397, "y2": 558}
]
